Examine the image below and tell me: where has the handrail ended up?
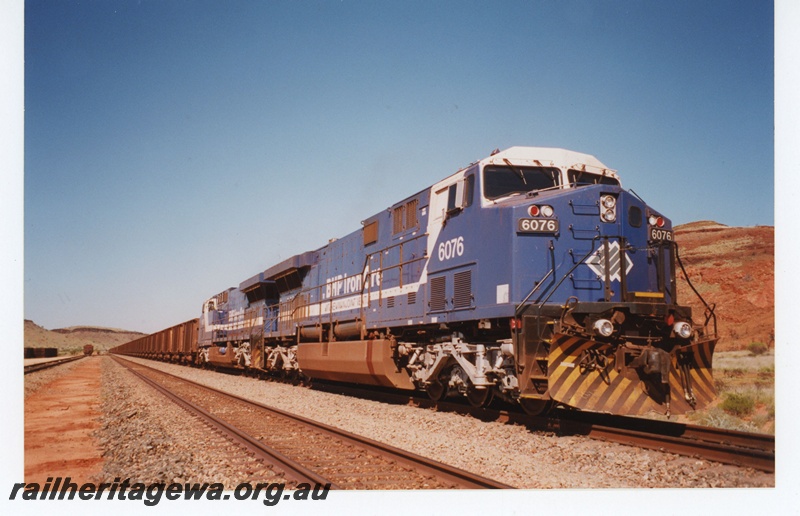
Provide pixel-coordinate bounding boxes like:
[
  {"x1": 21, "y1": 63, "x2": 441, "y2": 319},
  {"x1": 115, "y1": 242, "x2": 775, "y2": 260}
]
[
  {"x1": 514, "y1": 240, "x2": 557, "y2": 318},
  {"x1": 674, "y1": 242, "x2": 718, "y2": 337},
  {"x1": 263, "y1": 232, "x2": 431, "y2": 336},
  {"x1": 514, "y1": 268, "x2": 554, "y2": 319},
  {"x1": 534, "y1": 238, "x2": 603, "y2": 309},
  {"x1": 516, "y1": 236, "x2": 717, "y2": 342}
]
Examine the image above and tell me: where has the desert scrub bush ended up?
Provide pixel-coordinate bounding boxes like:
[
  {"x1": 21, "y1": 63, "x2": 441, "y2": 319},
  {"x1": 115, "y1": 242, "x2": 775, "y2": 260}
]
[
  {"x1": 753, "y1": 388, "x2": 775, "y2": 413},
  {"x1": 747, "y1": 342, "x2": 768, "y2": 356},
  {"x1": 753, "y1": 386, "x2": 775, "y2": 409},
  {"x1": 723, "y1": 368, "x2": 745, "y2": 378},
  {"x1": 755, "y1": 380, "x2": 772, "y2": 390},
  {"x1": 757, "y1": 366, "x2": 774, "y2": 379},
  {"x1": 721, "y1": 392, "x2": 756, "y2": 416},
  {"x1": 751, "y1": 414, "x2": 772, "y2": 429},
  {"x1": 689, "y1": 408, "x2": 759, "y2": 432},
  {"x1": 714, "y1": 377, "x2": 727, "y2": 392}
]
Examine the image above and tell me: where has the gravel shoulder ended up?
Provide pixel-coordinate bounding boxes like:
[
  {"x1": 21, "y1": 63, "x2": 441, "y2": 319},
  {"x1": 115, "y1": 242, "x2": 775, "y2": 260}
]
[
  {"x1": 111, "y1": 356, "x2": 774, "y2": 488},
  {"x1": 24, "y1": 357, "x2": 86, "y2": 398},
  {"x1": 96, "y1": 356, "x2": 283, "y2": 488}
]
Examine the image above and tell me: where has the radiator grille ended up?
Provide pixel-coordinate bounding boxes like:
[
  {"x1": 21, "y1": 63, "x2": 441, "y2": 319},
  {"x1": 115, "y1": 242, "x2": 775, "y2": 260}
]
[
  {"x1": 430, "y1": 276, "x2": 446, "y2": 311},
  {"x1": 392, "y1": 205, "x2": 405, "y2": 234},
  {"x1": 363, "y1": 220, "x2": 378, "y2": 246},
  {"x1": 453, "y1": 270, "x2": 472, "y2": 309},
  {"x1": 406, "y1": 199, "x2": 418, "y2": 228}
]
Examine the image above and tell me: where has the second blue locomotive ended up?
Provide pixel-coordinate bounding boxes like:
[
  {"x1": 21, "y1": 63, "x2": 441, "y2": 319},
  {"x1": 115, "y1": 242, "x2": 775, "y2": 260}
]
[{"x1": 193, "y1": 146, "x2": 717, "y2": 416}]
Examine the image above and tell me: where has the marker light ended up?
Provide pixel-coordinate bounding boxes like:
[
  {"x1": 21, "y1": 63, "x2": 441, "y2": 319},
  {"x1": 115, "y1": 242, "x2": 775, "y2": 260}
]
[
  {"x1": 541, "y1": 205, "x2": 554, "y2": 217},
  {"x1": 648, "y1": 214, "x2": 665, "y2": 227},
  {"x1": 528, "y1": 205, "x2": 540, "y2": 217},
  {"x1": 656, "y1": 216, "x2": 665, "y2": 227},
  {"x1": 593, "y1": 319, "x2": 614, "y2": 337},
  {"x1": 673, "y1": 321, "x2": 693, "y2": 339}
]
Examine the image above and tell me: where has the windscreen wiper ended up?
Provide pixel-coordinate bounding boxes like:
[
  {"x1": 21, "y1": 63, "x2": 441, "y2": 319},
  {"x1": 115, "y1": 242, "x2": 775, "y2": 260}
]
[{"x1": 503, "y1": 158, "x2": 526, "y2": 185}]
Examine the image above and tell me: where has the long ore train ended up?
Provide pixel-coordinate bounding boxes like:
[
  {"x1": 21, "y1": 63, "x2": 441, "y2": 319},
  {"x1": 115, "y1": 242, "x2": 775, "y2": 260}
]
[{"x1": 111, "y1": 147, "x2": 718, "y2": 416}]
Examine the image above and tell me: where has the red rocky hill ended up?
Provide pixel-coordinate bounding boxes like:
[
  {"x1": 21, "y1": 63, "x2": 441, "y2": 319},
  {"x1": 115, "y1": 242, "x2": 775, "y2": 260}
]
[
  {"x1": 674, "y1": 221, "x2": 774, "y2": 351},
  {"x1": 24, "y1": 320, "x2": 145, "y2": 355}
]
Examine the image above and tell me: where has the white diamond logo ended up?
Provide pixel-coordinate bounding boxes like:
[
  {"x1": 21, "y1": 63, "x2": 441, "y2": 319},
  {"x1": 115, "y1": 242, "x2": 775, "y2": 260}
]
[{"x1": 585, "y1": 241, "x2": 633, "y2": 282}]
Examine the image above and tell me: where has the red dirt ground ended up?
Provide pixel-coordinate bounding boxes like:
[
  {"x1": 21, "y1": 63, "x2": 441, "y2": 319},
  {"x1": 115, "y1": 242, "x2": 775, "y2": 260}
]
[{"x1": 24, "y1": 356, "x2": 104, "y2": 484}]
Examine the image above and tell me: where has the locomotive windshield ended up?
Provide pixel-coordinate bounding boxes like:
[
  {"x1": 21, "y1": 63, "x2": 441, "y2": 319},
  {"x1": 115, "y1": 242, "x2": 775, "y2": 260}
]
[
  {"x1": 567, "y1": 169, "x2": 620, "y2": 186},
  {"x1": 483, "y1": 165, "x2": 560, "y2": 200}
]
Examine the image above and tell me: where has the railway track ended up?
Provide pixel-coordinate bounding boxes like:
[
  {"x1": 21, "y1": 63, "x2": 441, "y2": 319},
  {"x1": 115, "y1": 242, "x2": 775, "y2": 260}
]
[
  {"x1": 551, "y1": 410, "x2": 775, "y2": 473},
  {"x1": 311, "y1": 381, "x2": 775, "y2": 473},
  {"x1": 24, "y1": 355, "x2": 85, "y2": 375},
  {"x1": 113, "y1": 356, "x2": 511, "y2": 489}
]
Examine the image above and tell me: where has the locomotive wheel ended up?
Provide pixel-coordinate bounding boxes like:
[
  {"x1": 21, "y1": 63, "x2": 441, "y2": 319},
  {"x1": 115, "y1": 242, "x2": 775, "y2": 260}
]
[
  {"x1": 466, "y1": 386, "x2": 493, "y2": 408},
  {"x1": 519, "y1": 398, "x2": 553, "y2": 416},
  {"x1": 426, "y1": 380, "x2": 446, "y2": 401}
]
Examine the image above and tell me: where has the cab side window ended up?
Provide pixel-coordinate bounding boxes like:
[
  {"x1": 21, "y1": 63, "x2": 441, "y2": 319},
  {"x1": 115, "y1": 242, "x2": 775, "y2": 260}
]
[{"x1": 446, "y1": 174, "x2": 474, "y2": 213}]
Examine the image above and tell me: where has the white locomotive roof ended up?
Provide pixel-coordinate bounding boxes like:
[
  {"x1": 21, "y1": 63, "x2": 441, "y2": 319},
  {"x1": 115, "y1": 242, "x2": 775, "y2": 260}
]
[{"x1": 479, "y1": 146, "x2": 618, "y2": 180}]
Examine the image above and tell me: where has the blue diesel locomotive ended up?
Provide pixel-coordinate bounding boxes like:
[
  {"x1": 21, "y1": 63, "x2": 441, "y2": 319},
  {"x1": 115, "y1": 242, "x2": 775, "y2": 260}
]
[{"x1": 183, "y1": 147, "x2": 717, "y2": 416}]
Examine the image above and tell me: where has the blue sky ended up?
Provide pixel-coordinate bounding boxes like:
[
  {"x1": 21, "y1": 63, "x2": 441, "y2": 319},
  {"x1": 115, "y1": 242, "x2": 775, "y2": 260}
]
[{"x1": 21, "y1": 0, "x2": 775, "y2": 333}]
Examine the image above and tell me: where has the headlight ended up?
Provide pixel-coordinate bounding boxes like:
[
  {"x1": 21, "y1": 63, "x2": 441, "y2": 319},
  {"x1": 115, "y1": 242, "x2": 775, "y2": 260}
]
[
  {"x1": 600, "y1": 195, "x2": 616, "y2": 222},
  {"x1": 673, "y1": 321, "x2": 693, "y2": 339},
  {"x1": 593, "y1": 319, "x2": 614, "y2": 337}
]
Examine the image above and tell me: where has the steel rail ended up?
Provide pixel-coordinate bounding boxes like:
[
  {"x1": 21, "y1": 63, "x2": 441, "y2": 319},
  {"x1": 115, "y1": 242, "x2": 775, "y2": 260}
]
[
  {"x1": 24, "y1": 355, "x2": 85, "y2": 375},
  {"x1": 114, "y1": 356, "x2": 512, "y2": 489},
  {"x1": 310, "y1": 380, "x2": 775, "y2": 473},
  {"x1": 115, "y1": 355, "x2": 774, "y2": 474},
  {"x1": 114, "y1": 357, "x2": 337, "y2": 488},
  {"x1": 558, "y1": 419, "x2": 774, "y2": 473},
  {"x1": 553, "y1": 410, "x2": 775, "y2": 473}
]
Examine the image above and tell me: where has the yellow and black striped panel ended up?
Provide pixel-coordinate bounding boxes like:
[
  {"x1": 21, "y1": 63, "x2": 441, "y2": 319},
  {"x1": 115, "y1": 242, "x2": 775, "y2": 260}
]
[
  {"x1": 675, "y1": 338, "x2": 717, "y2": 409},
  {"x1": 546, "y1": 334, "x2": 716, "y2": 416},
  {"x1": 251, "y1": 345, "x2": 263, "y2": 370}
]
